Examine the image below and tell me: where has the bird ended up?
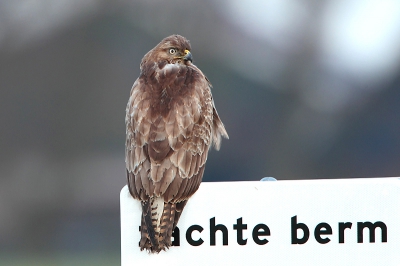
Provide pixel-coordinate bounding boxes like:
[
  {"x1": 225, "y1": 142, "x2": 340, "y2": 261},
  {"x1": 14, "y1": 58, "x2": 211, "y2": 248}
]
[{"x1": 125, "y1": 34, "x2": 228, "y2": 253}]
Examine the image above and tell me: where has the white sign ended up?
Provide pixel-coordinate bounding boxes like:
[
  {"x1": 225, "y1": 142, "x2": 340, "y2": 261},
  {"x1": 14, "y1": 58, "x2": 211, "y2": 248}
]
[{"x1": 121, "y1": 178, "x2": 400, "y2": 266}]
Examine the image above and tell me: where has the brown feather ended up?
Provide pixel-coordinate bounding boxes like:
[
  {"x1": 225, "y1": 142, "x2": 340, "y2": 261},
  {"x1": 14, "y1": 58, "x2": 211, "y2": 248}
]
[
  {"x1": 125, "y1": 34, "x2": 228, "y2": 253},
  {"x1": 163, "y1": 172, "x2": 183, "y2": 202}
]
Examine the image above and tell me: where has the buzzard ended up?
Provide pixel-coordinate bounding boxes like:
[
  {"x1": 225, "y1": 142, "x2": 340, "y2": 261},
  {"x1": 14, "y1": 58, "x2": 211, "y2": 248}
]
[{"x1": 125, "y1": 35, "x2": 228, "y2": 253}]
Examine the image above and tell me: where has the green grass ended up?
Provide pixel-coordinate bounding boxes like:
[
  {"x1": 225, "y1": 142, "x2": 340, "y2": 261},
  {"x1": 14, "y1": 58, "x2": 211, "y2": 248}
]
[{"x1": 0, "y1": 252, "x2": 120, "y2": 266}]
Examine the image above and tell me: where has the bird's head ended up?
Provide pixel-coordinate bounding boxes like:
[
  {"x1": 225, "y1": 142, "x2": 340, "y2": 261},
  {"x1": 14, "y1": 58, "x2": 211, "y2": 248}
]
[{"x1": 141, "y1": 35, "x2": 193, "y2": 71}]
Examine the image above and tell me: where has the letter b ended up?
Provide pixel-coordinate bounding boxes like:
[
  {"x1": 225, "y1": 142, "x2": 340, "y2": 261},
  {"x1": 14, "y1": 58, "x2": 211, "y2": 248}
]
[{"x1": 291, "y1": 216, "x2": 309, "y2": 244}]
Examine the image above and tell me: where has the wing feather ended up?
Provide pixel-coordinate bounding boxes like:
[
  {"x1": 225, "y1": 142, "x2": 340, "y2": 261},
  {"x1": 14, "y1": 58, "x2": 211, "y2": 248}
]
[{"x1": 126, "y1": 63, "x2": 228, "y2": 203}]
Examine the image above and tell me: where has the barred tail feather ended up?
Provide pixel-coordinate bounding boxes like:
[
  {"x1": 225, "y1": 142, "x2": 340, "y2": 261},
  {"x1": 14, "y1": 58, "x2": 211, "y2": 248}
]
[
  {"x1": 139, "y1": 199, "x2": 188, "y2": 253},
  {"x1": 173, "y1": 200, "x2": 187, "y2": 229},
  {"x1": 158, "y1": 202, "x2": 176, "y2": 250},
  {"x1": 139, "y1": 200, "x2": 157, "y2": 251}
]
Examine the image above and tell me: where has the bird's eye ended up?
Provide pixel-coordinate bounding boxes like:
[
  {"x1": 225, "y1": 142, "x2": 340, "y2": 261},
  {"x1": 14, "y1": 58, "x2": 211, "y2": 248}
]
[{"x1": 169, "y1": 48, "x2": 177, "y2": 54}]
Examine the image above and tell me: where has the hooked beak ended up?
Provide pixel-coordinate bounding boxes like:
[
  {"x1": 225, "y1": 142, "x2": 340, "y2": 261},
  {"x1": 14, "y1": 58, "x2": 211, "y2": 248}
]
[{"x1": 183, "y1": 49, "x2": 193, "y2": 62}]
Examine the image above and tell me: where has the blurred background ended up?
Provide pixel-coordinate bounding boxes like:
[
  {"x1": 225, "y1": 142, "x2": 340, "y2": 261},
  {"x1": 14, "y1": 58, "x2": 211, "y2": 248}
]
[{"x1": 1, "y1": 0, "x2": 400, "y2": 264}]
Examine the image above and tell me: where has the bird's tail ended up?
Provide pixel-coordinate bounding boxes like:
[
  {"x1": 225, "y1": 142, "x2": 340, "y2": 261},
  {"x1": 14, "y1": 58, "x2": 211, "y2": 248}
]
[
  {"x1": 139, "y1": 199, "x2": 188, "y2": 253},
  {"x1": 139, "y1": 200, "x2": 158, "y2": 252}
]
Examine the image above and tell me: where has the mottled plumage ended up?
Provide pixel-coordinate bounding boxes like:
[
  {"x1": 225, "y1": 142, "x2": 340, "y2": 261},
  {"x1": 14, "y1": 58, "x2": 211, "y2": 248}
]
[{"x1": 125, "y1": 35, "x2": 228, "y2": 253}]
